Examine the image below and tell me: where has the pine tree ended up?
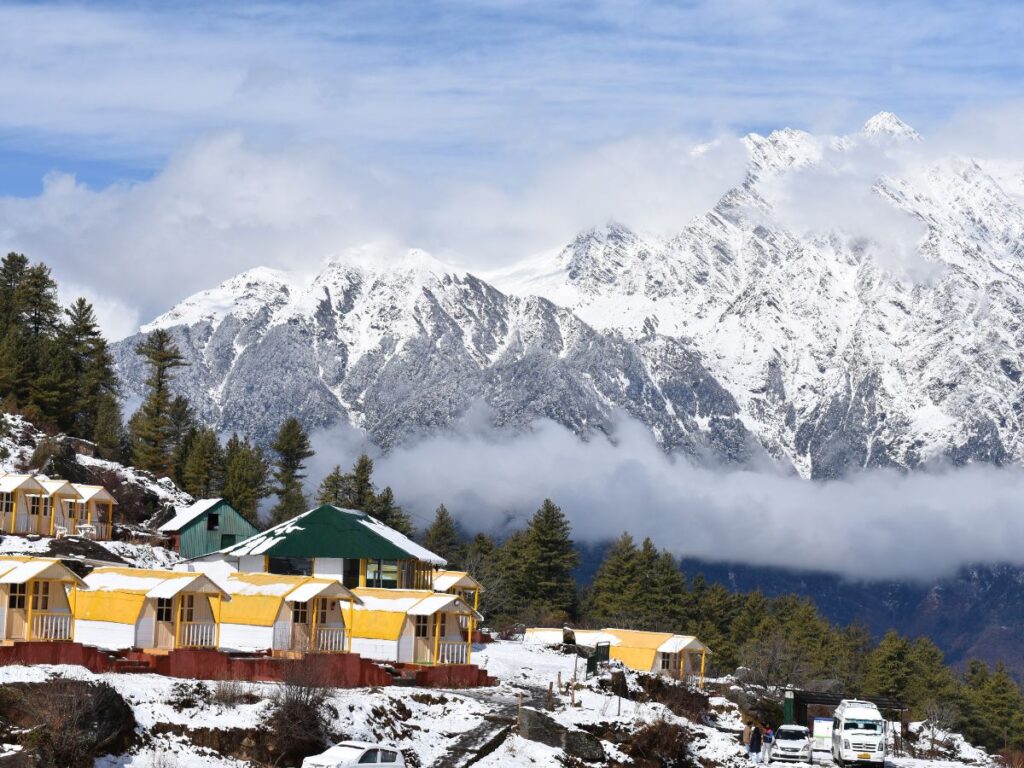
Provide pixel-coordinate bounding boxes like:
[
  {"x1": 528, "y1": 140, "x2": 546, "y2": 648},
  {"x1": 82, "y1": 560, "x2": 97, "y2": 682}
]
[
  {"x1": 27, "y1": 337, "x2": 77, "y2": 429},
  {"x1": 182, "y1": 427, "x2": 225, "y2": 498},
  {"x1": 93, "y1": 393, "x2": 127, "y2": 461},
  {"x1": 522, "y1": 499, "x2": 579, "y2": 619},
  {"x1": 168, "y1": 396, "x2": 197, "y2": 485},
  {"x1": 587, "y1": 533, "x2": 640, "y2": 626},
  {"x1": 316, "y1": 465, "x2": 347, "y2": 506},
  {"x1": 422, "y1": 505, "x2": 463, "y2": 567},
  {"x1": 905, "y1": 636, "x2": 959, "y2": 715},
  {"x1": 129, "y1": 329, "x2": 188, "y2": 476},
  {"x1": 367, "y1": 486, "x2": 414, "y2": 537},
  {"x1": 222, "y1": 434, "x2": 270, "y2": 525},
  {"x1": 270, "y1": 417, "x2": 314, "y2": 524},
  {"x1": 343, "y1": 454, "x2": 376, "y2": 510},
  {"x1": 0, "y1": 253, "x2": 28, "y2": 333},
  {"x1": 61, "y1": 298, "x2": 119, "y2": 439},
  {"x1": 863, "y1": 630, "x2": 912, "y2": 700}
]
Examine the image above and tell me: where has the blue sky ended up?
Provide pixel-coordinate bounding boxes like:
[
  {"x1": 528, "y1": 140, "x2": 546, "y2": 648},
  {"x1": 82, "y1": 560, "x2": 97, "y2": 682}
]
[
  {"x1": 1, "y1": 0, "x2": 1023, "y2": 335},
  {"x1": 2, "y1": 0, "x2": 1022, "y2": 195}
]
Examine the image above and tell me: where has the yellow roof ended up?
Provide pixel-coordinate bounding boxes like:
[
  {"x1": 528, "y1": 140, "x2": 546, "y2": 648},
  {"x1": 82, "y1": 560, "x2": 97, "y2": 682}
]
[
  {"x1": 432, "y1": 570, "x2": 485, "y2": 592},
  {"x1": 84, "y1": 567, "x2": 226, "y2": 597},
  {"x1": 220, "y1": 572, "x2": 358, "y2": 627},
  {"x1": 602, "y1": 628, "x2": 675, "y2": 649},
  {"x1": 0, "y1": 555, "x2": 85, "y2": 585}
]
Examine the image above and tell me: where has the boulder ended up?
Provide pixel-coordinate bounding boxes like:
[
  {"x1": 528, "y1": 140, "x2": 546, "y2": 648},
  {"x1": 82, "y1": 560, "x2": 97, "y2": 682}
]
[{"x1": 518, "y1": 707, "x2": 605, "y2": 762}]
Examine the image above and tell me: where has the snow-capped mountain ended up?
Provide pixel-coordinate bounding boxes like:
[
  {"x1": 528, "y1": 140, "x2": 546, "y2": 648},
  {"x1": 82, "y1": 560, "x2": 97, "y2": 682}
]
[
  {"x1": 114, "y1": 112, "x2": 1024, "y2": 477},
  {"x1": 114, "y1": 250, "x2": 756, "y2": 463}
]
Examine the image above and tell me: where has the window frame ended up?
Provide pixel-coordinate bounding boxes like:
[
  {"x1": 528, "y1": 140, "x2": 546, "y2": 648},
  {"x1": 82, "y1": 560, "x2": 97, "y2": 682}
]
[
  {"x1": 0, "y1": 492, "x2": 12, "y2": 516},
  {"x1": 30, "y1": 581, "x2": 49, "y2": 611},
  {"x1": 292, "y1": 601, "x2": 309, "y2": 625},
  {"x1": 8, "y1": 583, "x2": 26, "y2": 610},
  {"x1": 156, "y1": 597, "x2": 174, "y2": 623},
  {"x1": 206, "y1": 513, "x2": 220, "y2": 531},
  {"x1": 414, "y1": 615, "x2": 429, "y2": 638}
]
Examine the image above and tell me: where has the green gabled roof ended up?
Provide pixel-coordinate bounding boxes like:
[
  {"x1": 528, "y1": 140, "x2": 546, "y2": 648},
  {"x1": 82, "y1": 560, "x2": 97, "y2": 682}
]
[{"x1": 212, "y1": 505, "x2": 445, "y2": 564}]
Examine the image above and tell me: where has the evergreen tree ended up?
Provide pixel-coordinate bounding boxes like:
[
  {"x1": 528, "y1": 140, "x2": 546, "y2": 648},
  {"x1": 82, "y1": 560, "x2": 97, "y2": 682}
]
[
  {"x1": 863, "y1": 630, "x2": 912, "y2": 700},
  {"x1": 270, "y1": 417, "x2": 314, "y2": 524},
  {"x1": 0, "y1": 253, "x2": 28, "y2": 333},
  {"x1": 168, "y1": 395, "x2": 197, "y2": 485},
  {"x1": 587, "y1": 533, "x2": 640, "y2": 625},
  {"x1": 345, "y1": 454, "x2": 376, "y2": 510},
  {"x1": 905, "y1": 637, "x2": 959, "y2": 715},
  {"x1": 316, "y1": 465, "x2": 347, "y2": 506},
  {"x1": 129, "y1": 329, "x2": 188, "y2": 476},
  {"x1": 181, "y1": 427, "x2": 225, "y2": 499},
  {"x1": 93, "y1": 393, "x2": 127, "y2": 461},
  {"x1": 522, "y1": 499, "x2": 579, "y2": 619},
  {"x1": 61, "y1": 298, "x2": 119, "y2": 439},
  {"x1": 422, "y1": 505, "x2": 463, "y2": 567},
  {"x1": 222, "y1": 434, "x2": 270, "y2": 525},
  {"x1": 367, "y1": 486, "x2": 414, "y2": 537}
]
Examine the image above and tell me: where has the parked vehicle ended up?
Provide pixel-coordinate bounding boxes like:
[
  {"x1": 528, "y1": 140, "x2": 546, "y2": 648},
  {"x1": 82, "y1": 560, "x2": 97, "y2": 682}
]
[
  {"x1": 770, "y1": 724, "x2": 812, "y2": 762},
  {"x1": 301, "y1": 741, "x2": 405, "y2": 767},
  {"x1": 831, "y1": 700, "x2": 886, "y2": 766}
]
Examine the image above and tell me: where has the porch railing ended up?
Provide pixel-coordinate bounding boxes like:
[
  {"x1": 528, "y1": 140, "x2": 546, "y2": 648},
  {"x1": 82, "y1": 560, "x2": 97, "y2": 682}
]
[
  {"x1": 315, "y1": 626, "x2": 346, "y2": 653},
  {"x1": 179, "y1": 622, "x2": 216, "y2": 648},
  {"x1": 30, "y1": 612, "x2": 72, "y2": 641},
  {"x1": 436, "y1": 640, "x2": 468, "y2": 665}
]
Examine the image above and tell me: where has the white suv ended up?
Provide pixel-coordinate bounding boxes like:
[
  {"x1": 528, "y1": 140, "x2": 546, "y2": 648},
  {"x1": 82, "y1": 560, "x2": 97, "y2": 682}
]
[
  {"x1": 302, "y1": 742, "x2": 405, "y2": 767},
  {"x1": 770, "y1": 725, "x2": 812, "y2": 763}
]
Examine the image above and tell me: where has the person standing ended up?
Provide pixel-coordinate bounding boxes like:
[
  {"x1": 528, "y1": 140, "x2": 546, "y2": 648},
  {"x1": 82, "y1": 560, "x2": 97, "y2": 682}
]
[
  {"x1": 763, "y1": 725, "x2": 774, "y2": 763},
  {"x1": 750, "y1": 725, "x2": 763, "y2": 764},
  {"x1": 743, "y1": 721, "x2": 753, "y2": 760}
]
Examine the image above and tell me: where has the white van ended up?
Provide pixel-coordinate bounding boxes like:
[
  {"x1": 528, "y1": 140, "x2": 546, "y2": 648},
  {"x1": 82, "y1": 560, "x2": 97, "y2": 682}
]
[{"x1": 831, "y1": 700, "x2": 886, "y2": 766}]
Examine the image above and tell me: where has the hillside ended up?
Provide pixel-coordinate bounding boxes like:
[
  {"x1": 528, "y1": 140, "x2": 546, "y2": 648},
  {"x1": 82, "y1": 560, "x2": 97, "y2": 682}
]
[{"x1": 112, "y1": 112, "x2": 1024, "y2": 479}]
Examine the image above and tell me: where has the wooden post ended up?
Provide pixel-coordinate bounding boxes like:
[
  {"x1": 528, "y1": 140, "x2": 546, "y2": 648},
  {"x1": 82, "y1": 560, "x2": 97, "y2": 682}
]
[
  {"x1": 174, "y1": 596, "x2": 183, "y2": 649},
  {"x1": 465, "y1": 613, "x2": 473, "y2": 665},
  {"x1": 359, "y1": 559, "x2": 367, "y2": 588},
  {"x1": 700, "y1": 649, "x2": 707, "y2": 690},
  {"x1": 25, "y1": 579, "x2": 35, "y2": 641},
  {"x1": 558, "y1": 671, "x2": 562, "y2": 690},
  {"x1": 49, "y1": 496, "x2": 56, "y2": 536},
  {"x1": 9, "y1": 493, "x2": 17, "y2": 533},
  {"x1": 547, "y1": 682, "x2": 554, "y2": 711},
  {"x1": 214, "y1": 593, "x2": 222, "y2": 649},
  {"x1": 309, "y1": 598, "x2": 320, "y2": 653},
  {"x1": 433, "y1": 611, "x2": 441, "y2": 665},
  {"x1": 346, "y1": 598, "x2": 354, "y2": 653}
]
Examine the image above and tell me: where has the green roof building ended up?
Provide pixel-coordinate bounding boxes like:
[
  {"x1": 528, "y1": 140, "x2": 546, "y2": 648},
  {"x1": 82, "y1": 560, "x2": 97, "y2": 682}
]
[
  {"x1": 159, "y1": 498, "x2": 260, "y2": 559},
  {"x1": 191, "y1": 505, "x2": 446, "y2": 590}
]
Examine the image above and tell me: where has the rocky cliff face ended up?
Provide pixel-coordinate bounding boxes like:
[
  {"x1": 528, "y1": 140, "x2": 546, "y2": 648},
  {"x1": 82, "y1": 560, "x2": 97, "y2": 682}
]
[{"x1": 113, "y1": 112, "x2": 1024, "y2": 478}]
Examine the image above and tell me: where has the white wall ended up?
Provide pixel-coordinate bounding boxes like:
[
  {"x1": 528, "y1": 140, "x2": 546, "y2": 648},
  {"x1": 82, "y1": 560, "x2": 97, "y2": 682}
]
[
  {"x1": 238, "y1": 555, "x2": 265, "y2": 573},
  {"x1": 350, "y1": 636, "x2": 400, "y2": 662},
  {"x1": 313, "y1": 558, "x2": 344, "y2": 577},
  {"x1": 219, "y1": 623, "x2": 275, "y2": 652},
  {"x1": 74, "y1": 619, "x2": 136, "y2": 650}
]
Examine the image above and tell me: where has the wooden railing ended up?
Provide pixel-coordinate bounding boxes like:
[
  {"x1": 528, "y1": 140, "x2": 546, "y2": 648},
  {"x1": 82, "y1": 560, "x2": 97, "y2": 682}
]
[
  {"x1": 30, "y1": 612, "x2": 72, "y2": 641},
  {"x1": 179, "y1": 622, "x2": 216, "y2": 648},
  {"x1": 436, "y1": 640, "x2": 468, "y2": 665},
  {"x1": 315, "y1": 626, "x2": 346, "y2": 653}
]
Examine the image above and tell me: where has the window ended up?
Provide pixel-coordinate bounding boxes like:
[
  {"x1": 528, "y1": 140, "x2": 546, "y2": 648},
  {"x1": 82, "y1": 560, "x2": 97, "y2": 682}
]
[
  {"x1": 269, "y1": 557, "x2": 313, "y2": 576},
  {"x1": 293, "y1": 601, "x2": 308, "y2": 624},
  {"x1": 318, "y1": 600, "x2": 330, "y2": 625},
  {"x1": 0, "y1": 493, "x2": 12, "y2": 516},
  {"x1": 206, "y1": 513, "x2": 220, "y2": 531},
  {"x1": 415, "y1": 615, "x2": 429, "y2": 638},
  {"x1": 381, "y1": 751, "x2": 398, "y2": 764},
  {"x1": 8, "y1": 583, "x2": 26, "y2": 610},
  {"x1": 28, "y1": 495, "x2": 40, "y2": 516},
  {"x1": 181, "y1": 594, "x2": 195, "y2": 622},
  {"x1": 438, "y1": 614, "x2": 447, "y2": 637},
  {"x1": 342, "y1": 559, "x2": 361, "y2": 589},
  {"x1": 220, "y1": 534, "x2": 236, "y2": 548},
  {"x1": 156, "y1": 598, "x2": 173, "y2": 622},
  {"x1": 358, "y1": 749, "x2": 380, "y2": 764},
  {"x1": 66, "y1": 500, "x2": 78, "y2": 519},
  {"x1": 30, "y1": 581, "x2": 49, "y2": 611},
  {"x1": 660, "y1": 652, "x2": 673, "y2": 671},
  {"x1": 28, "y1": 495, "x2": 49, "y2": 517}
]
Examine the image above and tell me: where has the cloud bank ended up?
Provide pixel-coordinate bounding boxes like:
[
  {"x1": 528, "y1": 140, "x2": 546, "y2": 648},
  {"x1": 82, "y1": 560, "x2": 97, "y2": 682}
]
[{"x1": 311, "y1": 413, "x2": 1024, "y2": 583}]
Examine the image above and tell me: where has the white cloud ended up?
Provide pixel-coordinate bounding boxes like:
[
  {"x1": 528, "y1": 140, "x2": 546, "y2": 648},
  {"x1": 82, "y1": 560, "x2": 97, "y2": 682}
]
[{"x1": 310, "y1": 412, "x2": 1024, "y2": 583}]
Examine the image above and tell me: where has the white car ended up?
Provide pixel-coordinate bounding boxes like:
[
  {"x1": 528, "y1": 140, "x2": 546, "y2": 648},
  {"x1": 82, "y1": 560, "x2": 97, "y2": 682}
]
[
  {"x1": 770, "y1": 725, "x2": 812, "y2": 762},
  {"x1": 301, "y1": 741, "x2": 405, "y2": 767}
]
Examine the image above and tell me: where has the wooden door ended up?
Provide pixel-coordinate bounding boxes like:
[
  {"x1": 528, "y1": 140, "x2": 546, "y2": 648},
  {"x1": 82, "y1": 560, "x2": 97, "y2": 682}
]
[{"x1": 413, "y1": 615, "x2": 434, "y2": 663}]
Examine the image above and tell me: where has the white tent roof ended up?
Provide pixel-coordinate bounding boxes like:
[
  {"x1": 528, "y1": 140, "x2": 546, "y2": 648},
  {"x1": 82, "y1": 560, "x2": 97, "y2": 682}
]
[
  {"x1": 0, "y1": 557, "x2": 85, "y2": 586},
  {"x1": 657, "y1": 635, "x2": 707, "y2": 654},
  {"x1": 37, "y1": 478, "x2": 83, "y2": 497},
  {"x1": 159, "y1": 498, "x2": 223, "y2": 532},
  {"x1": 0, "y1": 474, "x2": 45, "y2": 493},
  {"x1": 432, "y1": 570, "x2": 484, "y2": 592},
  {"x1": 285, "y1": 580, "x2": 357, "y2": 604},
  {"x1": 73, "y1": 484, "x2": 117, "y2": 504},
  {"x1": 145, "y1": 573, "x2": 226, "y2": 599}
]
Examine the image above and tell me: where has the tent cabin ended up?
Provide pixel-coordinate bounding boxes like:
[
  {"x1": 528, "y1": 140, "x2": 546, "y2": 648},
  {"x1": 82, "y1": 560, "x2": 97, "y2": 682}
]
[
  {"x1": 70, "y1": 484, "x2": 116, "y2": 540},
  {"x1": 432, "y1": 570, "x2": 483, "y2": 632},
  {"x1": 0, "y1": 474, "x2": 47, "y2": 535},
  {"x1": 0, "y1": 556, "x2": 86, "y2": 643},
  {"x1": 349, "y1": 588, "x2": 481, "y2": 665},
  {"x1": 159, "y1": 499, "x2": 260, "y2": 559},
  {"x1": 191, "y1": 505, "x2": 445, "y2": 590},
  {"x1": 525, "y1": 627, "x2": 710, "y2": 687},
  {"x1": 217, "y1": 571, "x2": 359, "y2": 655},
  {"x1": 76, "y1": 568, "x2": 228, "y2": 651},
  {"x1": 37, "y1": 478, "x2": 84, "y2": 536}
]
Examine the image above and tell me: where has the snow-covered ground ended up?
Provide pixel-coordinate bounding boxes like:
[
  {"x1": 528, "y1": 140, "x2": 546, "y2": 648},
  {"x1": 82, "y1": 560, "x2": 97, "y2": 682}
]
[{"x1": 0, "y1": 641, "x2": 997, "y2": 768}]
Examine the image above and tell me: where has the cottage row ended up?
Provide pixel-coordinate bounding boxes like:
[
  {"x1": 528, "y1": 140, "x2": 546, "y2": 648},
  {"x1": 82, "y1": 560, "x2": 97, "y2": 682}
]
[
  {"x1": 0, "y1": 473, "x2": 116, "y2": 539},
  {"x1": 0, "y1": 553, "x2": 483, "y2": 666}
]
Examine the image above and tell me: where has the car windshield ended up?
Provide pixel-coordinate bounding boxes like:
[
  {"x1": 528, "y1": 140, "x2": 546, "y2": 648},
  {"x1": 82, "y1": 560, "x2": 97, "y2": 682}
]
[
  {"x1": 776, "y1": 730, "x2": 807, "y2": 741},
  {"x1": 844, "y1": 720, "x2": 883, "y2": 733}
]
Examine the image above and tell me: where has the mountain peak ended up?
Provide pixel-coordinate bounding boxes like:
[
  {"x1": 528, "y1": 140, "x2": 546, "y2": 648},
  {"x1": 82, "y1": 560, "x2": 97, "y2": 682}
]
[{"x1": 861, "y1": 111, "x2": 921, "y2": 142}]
